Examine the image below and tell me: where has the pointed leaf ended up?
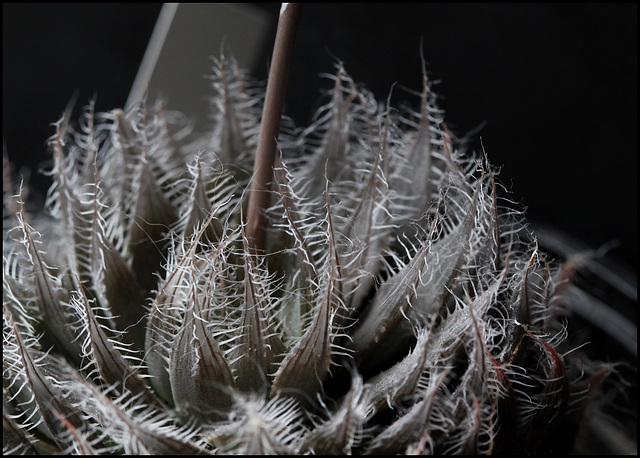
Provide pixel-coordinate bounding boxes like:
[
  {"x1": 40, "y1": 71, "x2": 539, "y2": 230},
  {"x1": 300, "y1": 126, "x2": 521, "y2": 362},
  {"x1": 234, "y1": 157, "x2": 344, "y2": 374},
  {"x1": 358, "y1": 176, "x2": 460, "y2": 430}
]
[
  {"x1": 5, "y1": 308, "x2": 99, "y2": 452},
  {"x1": 210, "y1": 396, "x2": 303, "y2": 455},
  {"x1": 72, "y1": 283, "x2": 163, "y2": 411},
  {"x1": 14, "y1": 200, "x2": 79, "y2": 360},
  {"x1": 3, "y1": 411, "x2": 39, "y2": 455},
  {"x1": 339, "y1": 131, "x2": 392, "y2": 311},
  {"x1": 232, "y1": 237, "x2": 286, "y2": 392},
  {"x1": 521, "y1": 328, "x2": 570, "y2": 445},
  {"x1": 82, "y1": 167, "x2": 147, "y2": 349},
  {"x1": 392, "y1": 61, "x2": 435, "y2": 228},
  {"x1": 273, "y1": 157, "x2": 319, "y2": 339},
  {"x1": 67, "y1": 373, "x2": 209, "y2": 455},
  {"x1": 145, "y1": 211, "x2": 228, "y2": 404},
  {"x1": 208, "y1": 52, "x2": 259, "y2": 178},
  {"x1": 301, "y1": 374, "x2": 368, "y2": 454},
  {"x1": 169, "y1": 279, "x2": 236, "y2": 421},
  {"x1": 410, "y1": 174, "x2": 480, "y2": 322},
  {"x1": 145, "y1": 248, "x2": 190, "y2": 404},
  {"x1": 349, "y1": 227, "x2": 434, "y2": 359},
  {"x1": 362, "y1": 327, "x2": 432, "y2": 412},
  {"x1": 128, "y1": 155, "x2": 179, "y2": 293},
  {"x1": 271, "y1": 194, "x2": 344, "y2": 404},
  {"x1": 300, "y1": 65, "x2": 358, "y2": 200},
  {"x1": 181, "y1": 154, "x2": 225, "y2": 244},
  {"x1": 364, "y1": 371, "x2": 448, "y2": 455}
]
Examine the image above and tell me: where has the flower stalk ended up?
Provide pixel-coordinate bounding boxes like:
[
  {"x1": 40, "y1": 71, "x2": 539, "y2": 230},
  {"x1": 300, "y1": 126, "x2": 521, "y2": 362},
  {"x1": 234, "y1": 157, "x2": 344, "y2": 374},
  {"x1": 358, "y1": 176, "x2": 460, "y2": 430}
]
[{"x1": 246, "y1": 3, "x2": 302, "y2": 254}]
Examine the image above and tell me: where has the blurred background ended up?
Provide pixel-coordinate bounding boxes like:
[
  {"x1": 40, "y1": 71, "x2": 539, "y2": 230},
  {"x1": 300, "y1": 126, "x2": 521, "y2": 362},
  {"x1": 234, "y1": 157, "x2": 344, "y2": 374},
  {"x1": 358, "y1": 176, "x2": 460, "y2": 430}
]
[{"x1": 3, "y1": 3, "x2": 637, "y2": 272}]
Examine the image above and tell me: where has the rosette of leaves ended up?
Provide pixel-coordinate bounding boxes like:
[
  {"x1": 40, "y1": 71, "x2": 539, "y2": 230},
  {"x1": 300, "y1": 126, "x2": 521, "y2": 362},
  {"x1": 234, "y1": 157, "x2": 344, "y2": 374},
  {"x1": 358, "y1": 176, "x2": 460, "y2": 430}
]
[{"x1": 3, "y1": 46, "x2": 613, "y2": 457}]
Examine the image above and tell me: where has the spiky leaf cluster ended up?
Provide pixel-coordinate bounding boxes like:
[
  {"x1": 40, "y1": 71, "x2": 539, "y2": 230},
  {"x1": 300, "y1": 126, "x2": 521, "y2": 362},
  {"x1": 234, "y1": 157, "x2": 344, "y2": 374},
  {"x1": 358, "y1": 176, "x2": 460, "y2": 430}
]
[{"x1": 4, "y1": 54, "x2": 607, "y2": 455}]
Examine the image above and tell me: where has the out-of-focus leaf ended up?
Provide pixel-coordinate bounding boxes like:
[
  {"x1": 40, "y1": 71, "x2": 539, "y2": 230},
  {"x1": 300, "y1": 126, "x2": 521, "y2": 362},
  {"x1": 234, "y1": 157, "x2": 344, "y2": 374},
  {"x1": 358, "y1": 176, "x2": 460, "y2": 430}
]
[
  {"x1": 3, "y1": 411, "x2": 38, "y2": 455},
  {"x1": 67, "y1": 373, "x2": 209, "y2": 455}
]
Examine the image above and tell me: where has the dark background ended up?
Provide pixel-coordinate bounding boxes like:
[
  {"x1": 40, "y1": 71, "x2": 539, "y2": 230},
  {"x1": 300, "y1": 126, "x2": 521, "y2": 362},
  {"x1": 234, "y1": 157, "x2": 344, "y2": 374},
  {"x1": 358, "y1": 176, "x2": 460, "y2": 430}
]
[{"x1": 3, "y1": 3, "x2": 637, "y2": 272}]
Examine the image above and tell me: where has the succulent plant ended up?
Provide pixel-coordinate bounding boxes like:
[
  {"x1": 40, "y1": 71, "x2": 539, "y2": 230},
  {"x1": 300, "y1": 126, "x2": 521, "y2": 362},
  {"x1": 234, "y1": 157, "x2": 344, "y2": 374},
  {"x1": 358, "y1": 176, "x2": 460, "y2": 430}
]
[{"x1": 3, "y1": 4, "x2": 622, "y2": 455}]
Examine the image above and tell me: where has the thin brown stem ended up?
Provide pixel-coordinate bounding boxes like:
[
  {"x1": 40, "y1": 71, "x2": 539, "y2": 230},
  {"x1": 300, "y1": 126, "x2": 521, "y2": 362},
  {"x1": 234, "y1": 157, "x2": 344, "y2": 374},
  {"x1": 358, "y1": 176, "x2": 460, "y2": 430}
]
[{"x1": 246, "y1": 3, "x2": 302, "y2": 254}]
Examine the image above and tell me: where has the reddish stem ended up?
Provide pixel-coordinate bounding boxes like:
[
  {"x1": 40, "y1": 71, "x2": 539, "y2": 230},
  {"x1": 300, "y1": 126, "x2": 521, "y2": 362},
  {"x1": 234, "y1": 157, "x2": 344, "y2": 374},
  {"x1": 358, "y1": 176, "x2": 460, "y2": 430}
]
[{"x1": 246, "y1": 3, "x2": 302, "y2": 254}]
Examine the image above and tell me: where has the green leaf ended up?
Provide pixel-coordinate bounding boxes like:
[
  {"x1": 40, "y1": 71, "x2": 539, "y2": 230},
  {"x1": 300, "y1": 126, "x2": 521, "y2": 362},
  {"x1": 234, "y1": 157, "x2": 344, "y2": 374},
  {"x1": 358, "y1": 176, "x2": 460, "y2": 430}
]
[
  {"x1": 272, "y1": 157, "x2": 319, "y2": 339},
  {"x1": 169, "y1": 261, "x2": 236, "y2": 421},
  {"x1": 231, "y1": 236, "x2": 286, "y2": 393},
  {"x1": 271, "y1": 193, "x2": 344, "y2": 405}
]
